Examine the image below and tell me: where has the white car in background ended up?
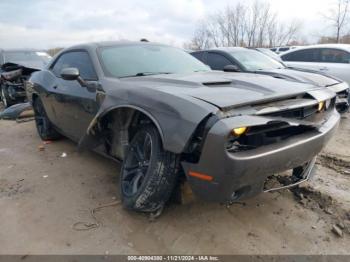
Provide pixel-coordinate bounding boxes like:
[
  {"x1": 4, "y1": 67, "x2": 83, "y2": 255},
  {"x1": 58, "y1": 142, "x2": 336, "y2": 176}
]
[{"x1": 280, "y1": 44, "x2": 350, "y2": 85}]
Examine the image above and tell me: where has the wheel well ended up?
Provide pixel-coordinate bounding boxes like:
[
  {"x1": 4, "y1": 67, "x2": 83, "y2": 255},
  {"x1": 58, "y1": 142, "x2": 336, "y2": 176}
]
[
  {"x1": 100, "y1": 107, "x2": 187, "y2": 201},
  {"x1": 99, "y1": 107, "x2": 164, "y2": 160},
  {"x1": 181, "y1": 114, "x2": 219, "y2": 163}
]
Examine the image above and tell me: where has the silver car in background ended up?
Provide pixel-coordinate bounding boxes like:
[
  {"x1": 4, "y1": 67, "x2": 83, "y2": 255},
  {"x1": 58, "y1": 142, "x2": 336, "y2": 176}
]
[{"x1": 281, "y1": 44, "x2": 350, "y2": 85}]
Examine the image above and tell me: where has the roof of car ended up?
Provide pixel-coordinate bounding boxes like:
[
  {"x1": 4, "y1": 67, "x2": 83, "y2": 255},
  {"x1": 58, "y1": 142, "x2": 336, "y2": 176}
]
[
  {"x1": 64, "y1": 41, "x2": 168, "y2": 51},
  {"x1": 192, "y1": 47, "x2": 248, "y2": 53},
  {"x1": 216, "y1": 47, "x2": 247, "y2": 52},
  {"x1": 306, "y1": 44, "x2": 350, "y2": 49},
  {"x1": 281, "y1": 44, "x2": 350, "y2": 56},
  {"x1": 0, "y1": 48, "x2": 46, "y2": 52}
]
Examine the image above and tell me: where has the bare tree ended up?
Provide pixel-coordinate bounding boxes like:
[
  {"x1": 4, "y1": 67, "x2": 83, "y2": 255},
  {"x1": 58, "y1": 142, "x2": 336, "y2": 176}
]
[
  {"x1": 256, "y1": 1, "x2": 273, "y2": 47},
  {"x1": 267, "y1": 13, "x2": 278, "y2": 47},
  {"x1": 187, "y1": 23, "x2": 210, "y2": 50},
  {"x1": 245, "y1": 1, "x2": 260, "y2": 47},
  {"x1": 185, "y1": 0, "x2": 302, "y2": 49},
  {"x1": 273, "y1": 20, "x2": 303, "y2": 47},
  {"x1": 323, "y1": 0, "x2": 349, "y2": 43}
]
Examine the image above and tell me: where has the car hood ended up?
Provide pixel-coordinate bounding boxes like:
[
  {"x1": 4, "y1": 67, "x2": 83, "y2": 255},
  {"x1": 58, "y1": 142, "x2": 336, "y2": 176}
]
[
  {"x1": 1, "y1": 62, "x2": 41, "y2": 76},
  {"x1": 3, "y1": 61, "x2": 46, "y2": 70},
  {"x1": 255, "y1": 68, "x2": 341, "y2": 87},
  {"x1": 121, "y1": 71, "x2": 331, "y2": 110}
]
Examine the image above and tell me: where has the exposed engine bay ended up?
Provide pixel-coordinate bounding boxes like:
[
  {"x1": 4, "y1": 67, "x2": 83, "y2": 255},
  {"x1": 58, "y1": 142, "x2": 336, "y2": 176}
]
[{"x1": 0, "y1": 62, "x2": 39, "y2": 107}]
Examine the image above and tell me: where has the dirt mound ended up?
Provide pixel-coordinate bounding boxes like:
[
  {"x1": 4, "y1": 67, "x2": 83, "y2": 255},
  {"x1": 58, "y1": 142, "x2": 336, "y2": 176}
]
[
  {"x1": 289, "y1": 185, "x2": 350, "y2": 236},
  {"x1": 318, "y1": 154, "x2": 350, "y2": 175}
]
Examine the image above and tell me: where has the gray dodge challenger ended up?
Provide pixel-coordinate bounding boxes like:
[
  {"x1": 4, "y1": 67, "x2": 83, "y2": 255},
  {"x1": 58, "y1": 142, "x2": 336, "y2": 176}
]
[{"x1": 26, "y1": 42, "x2": 340, "y2": 213}]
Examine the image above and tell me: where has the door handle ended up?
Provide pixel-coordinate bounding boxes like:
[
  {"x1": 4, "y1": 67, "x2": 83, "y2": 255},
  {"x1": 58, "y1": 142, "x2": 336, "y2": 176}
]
[{"x1": 319, "y1": 67, "x2": 329, "y2": 71}]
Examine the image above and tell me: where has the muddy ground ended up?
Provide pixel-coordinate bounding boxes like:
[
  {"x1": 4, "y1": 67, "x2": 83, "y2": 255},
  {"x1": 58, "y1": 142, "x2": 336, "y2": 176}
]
[{"x1": 0, "y1": 110, "x2": 349, "y2": 255}]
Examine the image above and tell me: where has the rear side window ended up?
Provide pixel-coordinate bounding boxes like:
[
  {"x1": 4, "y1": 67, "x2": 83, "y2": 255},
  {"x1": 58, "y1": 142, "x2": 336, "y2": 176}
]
[
  {"x1": 51, "y1": 51, "x2": 97, "y2": 80},
  {"x1": 320, "y1": 48, "x2": 350, "y2": 63},
  {"x1": 207, "y1": 52, "x2": 232, "y2": 70},
  {"x1": 282, "y1": 49, "x2": 319, "y2": 62}
]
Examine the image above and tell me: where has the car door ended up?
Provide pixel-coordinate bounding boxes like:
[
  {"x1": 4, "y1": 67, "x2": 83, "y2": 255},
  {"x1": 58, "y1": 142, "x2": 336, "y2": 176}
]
[
  {"x1": 317, "y1": 48, "x2": 350, "y2": 84},
  {"x1": 50, "y1": 50, "x2": 99, "y2": 141},
  {"x1": 207, "y1": 52, "x2": 235, "y2": 70}
]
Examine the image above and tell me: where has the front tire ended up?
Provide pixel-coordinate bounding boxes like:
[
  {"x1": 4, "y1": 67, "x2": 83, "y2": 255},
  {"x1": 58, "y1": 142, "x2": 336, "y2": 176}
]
[
  {"x1": 33, "y1": 97, "x2": 61, "y2": 140},
  {"x1": 120, "y1": 125, "x2": 179, "y2": 212}
]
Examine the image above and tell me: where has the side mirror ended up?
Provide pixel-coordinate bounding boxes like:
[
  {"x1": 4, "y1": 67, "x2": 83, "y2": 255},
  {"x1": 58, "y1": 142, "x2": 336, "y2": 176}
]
[
  {"x1": 61, "y1": 67, "x2": 80, "y2": 80},
  {"x1": 223, "y1": 64, "x2": 240, "y2": 72},
  {"x1": 61, "y1": 67, "x2": 86, "y2": 87}
]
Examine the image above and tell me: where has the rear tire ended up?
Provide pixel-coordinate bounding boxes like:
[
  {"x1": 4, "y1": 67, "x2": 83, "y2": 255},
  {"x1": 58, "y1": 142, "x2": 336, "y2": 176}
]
[
  {"x1": 120, "y1": 125, "x2": 179, "y2": 212},
  {"x1": 33, "y1": 97, "x2": 61, "y2": 140}
]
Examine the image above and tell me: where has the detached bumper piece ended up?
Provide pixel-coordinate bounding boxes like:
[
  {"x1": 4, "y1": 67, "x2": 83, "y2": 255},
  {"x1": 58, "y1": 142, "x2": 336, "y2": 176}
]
[
  {"x1": 182, "y1": 109, "x2": 340, "y2": 203},
  {"x1": 0, "y1": 102, "x2": 32, "y2": 120},
  {"x1": 335, "y1": 88, "x2": 350, "y2": 113},
  {"x1": 263, "y1": 157, "x2": 316, "y2": 193}
]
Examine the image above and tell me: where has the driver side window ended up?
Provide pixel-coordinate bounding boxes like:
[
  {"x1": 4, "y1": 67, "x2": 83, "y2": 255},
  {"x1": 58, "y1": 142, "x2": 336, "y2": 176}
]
[
  {"x1": 51, "y1": 51, "x2": 97, "y2": 80},
  {"x1": 207, "y1": 52, "x2": 232, "y2": 70}
]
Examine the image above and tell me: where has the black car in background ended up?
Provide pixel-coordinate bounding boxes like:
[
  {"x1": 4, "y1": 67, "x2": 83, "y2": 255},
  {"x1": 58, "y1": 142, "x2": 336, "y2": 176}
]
[
  {"x1": 0, "y1": 49, "x2": 52, "y2": 107},
  {"x1": 191, "y1": 47, "x2": 350, "y2": 113}
]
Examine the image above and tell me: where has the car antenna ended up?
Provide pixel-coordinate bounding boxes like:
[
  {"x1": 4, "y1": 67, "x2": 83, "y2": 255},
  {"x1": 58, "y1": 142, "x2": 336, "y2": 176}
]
[{"x1": 140, "y1": 38, "x2": 149, "y2": 42}]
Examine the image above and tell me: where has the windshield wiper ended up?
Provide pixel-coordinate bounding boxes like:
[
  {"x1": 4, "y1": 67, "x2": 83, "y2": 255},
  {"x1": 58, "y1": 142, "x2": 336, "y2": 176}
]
[{"x1": 120, "y1": 72, "x2": 172, "y2": 78}]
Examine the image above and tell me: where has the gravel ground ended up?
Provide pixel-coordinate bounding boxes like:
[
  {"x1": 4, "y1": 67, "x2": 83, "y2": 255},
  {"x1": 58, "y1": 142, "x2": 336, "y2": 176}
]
[{"x1": 0, "y1": 110, "x2": 349, "y2": 255}]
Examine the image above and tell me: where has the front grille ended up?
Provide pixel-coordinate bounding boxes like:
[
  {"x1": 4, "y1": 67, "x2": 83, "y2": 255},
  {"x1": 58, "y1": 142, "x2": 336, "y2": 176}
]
[
  {"x1": 261, "y1": 97, "x2": 336, "y2": 121},
  {"x1": 266, "y1": 105, "x2": 318, "y2": 119},
  {"x1": 226, "y1": 123, "x2": 315, "y2": 153}
]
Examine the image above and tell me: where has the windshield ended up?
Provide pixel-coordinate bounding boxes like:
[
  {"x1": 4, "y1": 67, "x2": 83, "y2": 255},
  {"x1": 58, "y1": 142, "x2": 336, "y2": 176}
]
[
  {"x1": 3, "y1": 51, "x2": 52, "y2": 65},
  {"x1": 99, "y1": 44, "x2": 210, "y2": 78},
  {"x1": 231, "y1": 50, "x2": 285, "y2": 71},
  {"x1": 257, "y1": 49, "x2": 283, "y2": 62}
]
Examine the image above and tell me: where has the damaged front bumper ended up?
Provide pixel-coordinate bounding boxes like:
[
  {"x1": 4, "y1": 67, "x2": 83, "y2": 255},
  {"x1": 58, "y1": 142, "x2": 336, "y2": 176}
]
[{"x1": 181, "y1": 110, "x2": 340, "y2": 202}]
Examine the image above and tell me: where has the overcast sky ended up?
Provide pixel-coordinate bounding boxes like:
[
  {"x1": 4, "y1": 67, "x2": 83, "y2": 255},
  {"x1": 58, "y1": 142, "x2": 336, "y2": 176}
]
[{"x1": 0, "y1": 0, "x2": 341, "y2": 49}]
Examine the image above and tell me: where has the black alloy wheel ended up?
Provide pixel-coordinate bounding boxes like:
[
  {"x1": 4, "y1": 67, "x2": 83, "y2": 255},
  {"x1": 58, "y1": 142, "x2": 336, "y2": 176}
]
[
  {"x1": 120, "y1": 125, "x2": 179, "y2": 213},
  {"x1": 33, "y1": 97, "x2": 61, "y2": 140},
  {"x1": 122, "y1": 130, "x2": 152, "y2": 197}
]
